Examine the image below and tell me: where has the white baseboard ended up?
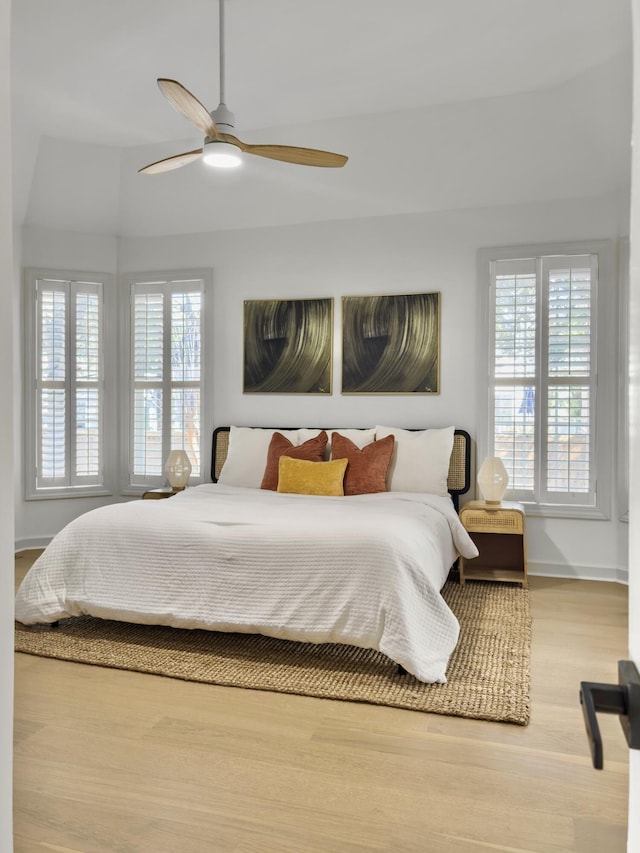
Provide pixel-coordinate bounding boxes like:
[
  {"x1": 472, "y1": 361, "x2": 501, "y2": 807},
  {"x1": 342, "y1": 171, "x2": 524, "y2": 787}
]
[
  {"x1": 528, "y1": 561, "x2": 628, "y2": 585},
  {"x1": 15, "y1": 537, "x2": 51, "y2": 553}
]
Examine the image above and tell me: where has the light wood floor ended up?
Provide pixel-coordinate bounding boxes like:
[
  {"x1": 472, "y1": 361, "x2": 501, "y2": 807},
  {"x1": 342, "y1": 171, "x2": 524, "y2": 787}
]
[{"x1": 13, "y1": 550, "x2": 629, "y2": 853}]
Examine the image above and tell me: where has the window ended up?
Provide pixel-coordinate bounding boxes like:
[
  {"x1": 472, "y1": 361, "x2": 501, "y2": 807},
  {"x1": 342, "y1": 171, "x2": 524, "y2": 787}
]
[
  {"x1": 479, "y1": 242, "x2": 614, "y2": 518},
  {"x1": 123, "y1": 271, "x2": 211, "y2": 492},
  {"x1": 24, "y1": 269, "x2": 115, "y2": 499}
]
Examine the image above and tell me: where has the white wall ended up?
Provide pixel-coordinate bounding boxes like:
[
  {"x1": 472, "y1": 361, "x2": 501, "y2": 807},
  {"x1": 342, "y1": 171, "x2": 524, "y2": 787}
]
[
  {"x1": 1, "y1": 0, "x2": 14, "y2": 846},
  {"x1": 114, "y1": 191, "x2": 628, "y2": 580}
]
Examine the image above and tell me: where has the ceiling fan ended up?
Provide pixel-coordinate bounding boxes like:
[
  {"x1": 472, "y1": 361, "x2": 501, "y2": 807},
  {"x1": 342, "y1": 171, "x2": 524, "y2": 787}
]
[{"x1": 139, "y1": 0, "x2": 348, "y2": 175}]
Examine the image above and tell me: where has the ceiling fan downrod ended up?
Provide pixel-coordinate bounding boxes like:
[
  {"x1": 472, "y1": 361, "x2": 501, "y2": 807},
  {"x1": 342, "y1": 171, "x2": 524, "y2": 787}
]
[{"x1": 212, "y1": 0, "x2": 235, "y2": 134}]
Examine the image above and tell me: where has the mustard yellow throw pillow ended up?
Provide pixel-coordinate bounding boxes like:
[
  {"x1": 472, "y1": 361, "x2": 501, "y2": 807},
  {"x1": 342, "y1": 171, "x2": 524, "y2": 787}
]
[{"x1": 277, "y1": 456, "x2": 348, "y2": 496}]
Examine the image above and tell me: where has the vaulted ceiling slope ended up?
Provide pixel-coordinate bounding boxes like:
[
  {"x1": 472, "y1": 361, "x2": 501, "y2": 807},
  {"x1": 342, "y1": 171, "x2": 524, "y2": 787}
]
[{"x1": 11, "y1": 0, "x2": 632, "y2": 236}]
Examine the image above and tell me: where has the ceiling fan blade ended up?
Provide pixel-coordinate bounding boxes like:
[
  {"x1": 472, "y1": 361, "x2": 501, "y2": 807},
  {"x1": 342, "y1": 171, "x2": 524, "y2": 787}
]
[
  {"x1": 224, "y1": 135, "x2": 348, "y2": 168},
  {"x1": 157, "y1": 78, "x2": 218, "y2": 139},
  {"x1": 138, "y1": 149, "x2": 203, "y2": 175}
]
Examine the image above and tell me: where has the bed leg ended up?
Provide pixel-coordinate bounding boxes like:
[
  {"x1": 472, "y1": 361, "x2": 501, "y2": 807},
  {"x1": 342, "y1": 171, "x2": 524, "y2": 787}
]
[{"x1": 397, "y1": 663, "x2": 408, "y2": 676}]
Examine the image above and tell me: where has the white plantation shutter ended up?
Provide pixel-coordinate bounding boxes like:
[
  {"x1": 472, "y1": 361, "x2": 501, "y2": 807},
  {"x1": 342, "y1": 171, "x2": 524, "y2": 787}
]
[
  {"x1": 26, "y1": 271, "x2": 111, "y2": 498},
  {"x1": 492, "y1": 260, "x2": 537, "y2": 495},
  {"x1": 133, "y1": 289, "x2": 164, "y2": 477},
  {"x1": 39, "y1": 285, "x2": 66, "y2": 482},
  {"x1": 74, "y1": 288, "x2": 101, "y2": 478},
  {"x1": 488, "y1": 251, "x2": 599, "y2": 509},
  {"x1": 129, "y1": 276, "x2": 205, "y2": 487},
  {"x1": 171, "y1": 289, "x2": 202, "y2": 477},
  {"x1": 542, "y1": 258, "x2": 596, "y2": 502}
]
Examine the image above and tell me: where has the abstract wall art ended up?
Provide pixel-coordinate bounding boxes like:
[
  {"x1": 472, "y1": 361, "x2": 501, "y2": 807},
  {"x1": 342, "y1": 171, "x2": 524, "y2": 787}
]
[
  {"x1": 243, "y1": 297, "x2": 333, "y2": 394},
  {"x1": 341, "y1": 292, "x2": 440, "y2": 394}
]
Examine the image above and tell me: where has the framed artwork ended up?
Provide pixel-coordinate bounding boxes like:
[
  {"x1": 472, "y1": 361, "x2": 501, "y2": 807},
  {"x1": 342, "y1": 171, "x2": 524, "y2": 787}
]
[
  {"x1": 341, "y1": 292, "x2": 440, "y2": 394},
  {"x1": 243, "y1": 297, "x2": 333, "y2": 393}
]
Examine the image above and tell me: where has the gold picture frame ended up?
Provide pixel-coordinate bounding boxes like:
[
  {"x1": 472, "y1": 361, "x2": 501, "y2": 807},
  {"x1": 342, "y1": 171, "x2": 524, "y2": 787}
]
[
  {"x1": 341, "y1": 292, "x2": 440, "y2": 394},
  {"x1": 243, "y1": 297, "x2": 333, "y2": 394}
]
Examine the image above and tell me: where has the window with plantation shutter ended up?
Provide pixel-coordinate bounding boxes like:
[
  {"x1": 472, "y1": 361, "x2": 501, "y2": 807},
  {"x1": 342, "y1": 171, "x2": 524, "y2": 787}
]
[
  {"x1": 544, "y1": 262, "x2": 594, "y2": 500},
  {"x1": 25, "y1": 269, "x2": 115, "y2": 499},
  {"x1": 124, "y1": 272, "x2": 210, "y2": 491},
  {"x1": 481, "y1": 242, "x2": 614, "y2": 518}
]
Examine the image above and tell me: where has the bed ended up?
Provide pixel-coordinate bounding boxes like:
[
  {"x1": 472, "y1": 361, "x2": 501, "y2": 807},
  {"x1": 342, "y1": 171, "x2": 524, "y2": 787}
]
[{"x1": 15, "y1": 425, "x2": 478, "y2": 683}]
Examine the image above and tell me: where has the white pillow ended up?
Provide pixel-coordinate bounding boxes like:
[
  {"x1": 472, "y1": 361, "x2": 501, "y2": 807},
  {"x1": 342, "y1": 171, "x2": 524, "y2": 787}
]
[
  {"x1": 297, "y1": 428, "x2": 324, "y2": 444},
  {"x1": 218, "y1": 427, "x2": 300, "y2": 489},
  {"x1": 298, "y1": 428, "x2": 377, "y2": 458},
  {"x1": 374, "y1": 425, "x2": 455, "y2": 496}
]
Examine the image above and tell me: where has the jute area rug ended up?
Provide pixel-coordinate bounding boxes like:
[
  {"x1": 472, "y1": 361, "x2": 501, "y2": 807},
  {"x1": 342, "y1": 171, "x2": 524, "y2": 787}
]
[{"x1": 15, "y1": 580, "x2": 531, "y2": 725}]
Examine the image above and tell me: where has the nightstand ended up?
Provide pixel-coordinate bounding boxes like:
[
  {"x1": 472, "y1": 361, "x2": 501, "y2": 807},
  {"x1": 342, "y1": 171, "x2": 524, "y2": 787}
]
[
  {"x1": 458, "y1": 500, "x2": 528, "y2": 588},
  {"x1": 141, "y1": 487, "x2": 179, "y2": 500}
]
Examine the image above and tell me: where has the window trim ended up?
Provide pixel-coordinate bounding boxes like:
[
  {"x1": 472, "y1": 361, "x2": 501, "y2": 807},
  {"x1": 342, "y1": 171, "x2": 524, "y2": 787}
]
[
  {"x1": 119, "y1": 269, "x2": 213, "y2": 495},
  {"x1": 23, "y1": 267, "x2": 116, "y2": 500},
  {"x1": 477, "y1": 240, "x2": 615, "y2": 520}
]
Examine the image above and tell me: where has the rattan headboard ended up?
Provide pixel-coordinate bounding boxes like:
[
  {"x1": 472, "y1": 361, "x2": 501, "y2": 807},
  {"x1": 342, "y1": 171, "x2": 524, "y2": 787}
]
[{"x1": 211, "y1": 427, "x2": 472, "y2": 509}]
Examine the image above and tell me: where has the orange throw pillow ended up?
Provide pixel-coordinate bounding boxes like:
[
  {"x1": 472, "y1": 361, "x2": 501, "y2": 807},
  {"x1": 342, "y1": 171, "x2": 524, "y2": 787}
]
[
  {"x1": 331, "y1": 433, "x2": 395, "y2": 496},
  {"x1": 261, "y1": 430, "x2": 328, "y2": 490}
]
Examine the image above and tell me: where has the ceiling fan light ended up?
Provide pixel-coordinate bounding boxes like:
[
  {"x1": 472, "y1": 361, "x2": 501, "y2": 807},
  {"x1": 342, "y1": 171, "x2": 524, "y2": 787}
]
[{"x1": 202, "y1": 141, "x2": 242, "y2": 168}]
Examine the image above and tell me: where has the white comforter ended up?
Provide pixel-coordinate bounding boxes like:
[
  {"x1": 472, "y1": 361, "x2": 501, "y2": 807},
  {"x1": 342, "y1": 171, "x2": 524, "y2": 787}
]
[{"x1": 14, "y1": 484, "x2": 479, "y2": 683}]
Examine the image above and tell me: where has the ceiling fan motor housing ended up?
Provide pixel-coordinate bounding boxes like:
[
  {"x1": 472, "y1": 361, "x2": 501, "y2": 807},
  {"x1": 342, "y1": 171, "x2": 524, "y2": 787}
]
[{"x1": 210, "y1": 103, "x2": 235, "y2": 136}]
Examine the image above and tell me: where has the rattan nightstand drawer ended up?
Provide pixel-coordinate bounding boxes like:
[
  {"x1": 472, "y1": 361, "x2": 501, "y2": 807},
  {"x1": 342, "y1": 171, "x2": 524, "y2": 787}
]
[{"x1": 459, "y1": 508, "x2": 524, "y2": 535}]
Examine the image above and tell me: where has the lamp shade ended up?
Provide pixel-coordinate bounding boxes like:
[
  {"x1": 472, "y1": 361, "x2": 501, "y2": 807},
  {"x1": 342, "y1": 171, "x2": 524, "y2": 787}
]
[
  {"x1": 477, "y1": 456, "x2": 509, "y2": 504},
  {"x1": 164, "y1": 450, "x2": 192, "y2": 490}
]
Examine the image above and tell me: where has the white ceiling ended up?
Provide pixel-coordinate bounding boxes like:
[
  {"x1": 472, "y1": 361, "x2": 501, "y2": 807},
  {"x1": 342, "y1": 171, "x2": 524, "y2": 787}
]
[
  {"x1": 12, "y1": 0, "x2": 631, "y2": 146},
  {"x1": 10, "y1": 0, "x2": 634, "y2": 236}
]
